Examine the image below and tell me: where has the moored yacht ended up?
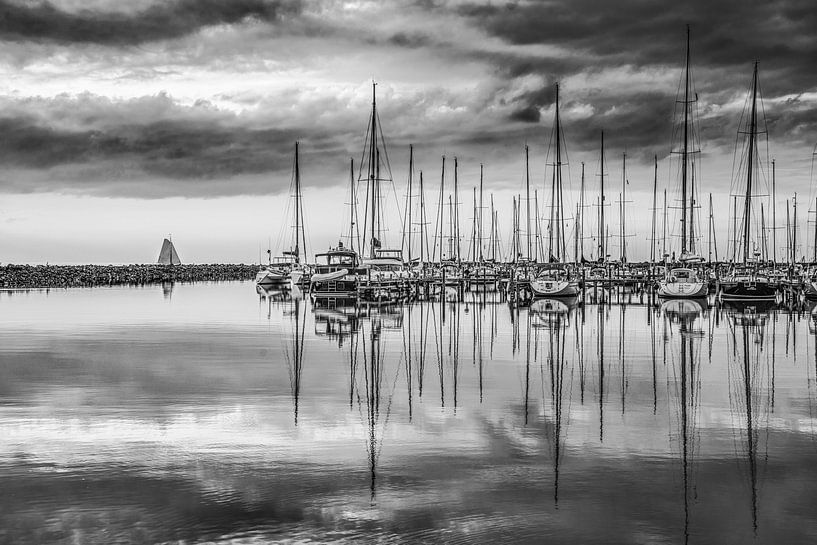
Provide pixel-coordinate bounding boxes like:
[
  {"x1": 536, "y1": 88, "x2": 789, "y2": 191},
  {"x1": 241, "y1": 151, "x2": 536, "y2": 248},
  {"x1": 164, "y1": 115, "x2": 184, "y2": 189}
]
[
  {"x1": 256, "y1": 255, "x2": 295, "y2": 287},
  {"x1": 359, "y1": 248, "x2": 410, "y2": 301},
  {"x1": 720, "y1": 264, "x2": 776, "y2": 300},
  {"x1": 309, "y1": 247, "x2": 365, "y2": 301},
  {"x1": 657, "y1": 266, "x2": 708, "y2": 298},
  {"x1": 257, "y1": 141, "x2": 309, "y2": 290},
  {"x1": 530, "y1": 265, "x2": 580, "y2": 298},
  {"x1": 720, "y1": 62, "x2": 776, "y2": 301}
]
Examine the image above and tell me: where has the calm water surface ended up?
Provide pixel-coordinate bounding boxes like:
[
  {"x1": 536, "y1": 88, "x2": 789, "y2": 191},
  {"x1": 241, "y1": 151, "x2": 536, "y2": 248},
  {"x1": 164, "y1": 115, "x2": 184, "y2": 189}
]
[{"x1": 2, "y1": 282, "x2": 817, "y2": 544}]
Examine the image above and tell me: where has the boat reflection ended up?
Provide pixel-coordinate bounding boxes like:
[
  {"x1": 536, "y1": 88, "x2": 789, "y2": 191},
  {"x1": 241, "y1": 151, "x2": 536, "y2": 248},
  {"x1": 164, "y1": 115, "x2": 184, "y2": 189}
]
[
  {"x1": 723, "y1": 302, "x2": 772, "y2": 534},
  {"x1": 543, "y1": 302, "x2": 572, "y2": 505},
  {"x1": 350, "y1": 318, "x2": 401, "y2": 502},
  {"x1": 313, "y1": 304, "x2": 362, "y2": 346},
  {"x1": 284, "y1": 298, "x2": 307, "y2": 425},
  {"x1": 264, "y1": 292, "x2": 788, "y2": 522},
  {"x1": 661, "y1": 298, "x2": 705, "y2": 544},
  {"x1": 161, "y1": 280, "x2": 174, "y2": 300},
  {"x1": 530, "y1": 297, "x2": 578, "y2": 329}
]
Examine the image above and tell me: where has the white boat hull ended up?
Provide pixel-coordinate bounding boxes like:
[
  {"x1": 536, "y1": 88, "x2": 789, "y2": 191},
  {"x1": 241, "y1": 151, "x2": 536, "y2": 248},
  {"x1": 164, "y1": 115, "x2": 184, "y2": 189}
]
[
  {"x1": 657, "y1": 281, "x2": 708, "y2": 299},
  {"x1": 529, "y1": 280, "x2": 579, "y2": 298},
  {"x1": 256, "y1": 268, "x2": 288, "y2": 286}
]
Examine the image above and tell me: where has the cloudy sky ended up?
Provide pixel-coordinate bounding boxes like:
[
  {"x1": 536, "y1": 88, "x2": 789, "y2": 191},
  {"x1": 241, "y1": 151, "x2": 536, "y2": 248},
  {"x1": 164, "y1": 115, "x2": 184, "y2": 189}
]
[{"x1": 1, "y1": 0, "x2": 816, "y2": 263}]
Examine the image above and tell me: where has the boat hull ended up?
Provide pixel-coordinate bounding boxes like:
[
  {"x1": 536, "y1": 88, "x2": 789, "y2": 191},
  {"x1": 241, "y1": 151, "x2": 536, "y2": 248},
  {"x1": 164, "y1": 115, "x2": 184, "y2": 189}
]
[
  {"x1": 720, "y1": 280, "x2": 776, "y2": 300},
  {"x1": 529, "y1": 279, "x2": 579, "y2": 298},
  {"x1": 256, "y1": 268, "x2": 288, "y2": 287},
  {"x1": 657, "y1": 281, "x2": 708, "y2": 299},
  {"x1": 309, "y1": 269, "x2": 359, "y2": 300}
]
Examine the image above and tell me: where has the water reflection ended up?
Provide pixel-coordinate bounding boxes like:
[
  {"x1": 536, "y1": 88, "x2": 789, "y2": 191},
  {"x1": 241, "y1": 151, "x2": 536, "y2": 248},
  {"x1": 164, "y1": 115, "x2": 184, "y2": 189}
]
[
  {"x1": 285, "y1": 298, "x2": 307, "y2": 425},
  {"x1": 3, "y1": 283, "x2": 817, "y2": 543},
  {"x1": 536, "y1": 299, "x2": 573, "y2": 505},
  {"x1": 662, "y1": 298, "x2": 705, "y2": 544},
  {"x1": 724, "y1": 301, "x2": 772, "y2": 535},
  {"x1": 162, "y1": 280, "x2": 175, "y2": 300}
]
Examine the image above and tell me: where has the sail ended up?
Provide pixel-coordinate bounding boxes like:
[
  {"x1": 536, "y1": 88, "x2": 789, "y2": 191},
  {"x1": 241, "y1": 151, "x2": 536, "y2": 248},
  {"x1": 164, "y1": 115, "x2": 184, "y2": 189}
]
[{"x1": 157, "y1": 238, "x2": 181, "y2": 265}]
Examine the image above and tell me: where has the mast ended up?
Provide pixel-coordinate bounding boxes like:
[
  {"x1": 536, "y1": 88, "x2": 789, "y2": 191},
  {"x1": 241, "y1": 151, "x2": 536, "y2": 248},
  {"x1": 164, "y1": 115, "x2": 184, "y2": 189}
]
[
  {"x1": 368, "y1": 82, "x2": 378, "y2": 259},
  {"x1": 491, "y1": 194, "x2": 496, "y2": 261},
  {"x1": 793, "y1": 193, "x2": 798, "y2": 263},
  {"x1": 741, "y1": 62, "x2": 759, "y2": 263},
  {"x1": 811, "y1": 148, "x2": 817, "y2": 262},
  {"x1": 813, "y1": 194, "x2": 817, "y2": 263},
  {"x1": 662, "y1": 189, "x2": 667, "y2": 261},
  {"x1": 579, "y1": 161, "x2": 586, "y2": 261},
  {"x1": 349, "y1": 158, "x2": 357, "y2": 253},
  {"x1": 546, "y1": 83, "x2": 567, "y2": 262},
  {"x1": 419, "y1": 171, "x2": 425, "y2": 266},
  {"x1": 732, "y1": 196, "x2": 738, "y2": 261},
  {"x1": 786, "y1": 200, "x2": 791, "y2": 264},
  {"x1": 526, "y1": 145, "x2": 532, "y2": 260},
  {"x1": 448, "y1": 195, "x2": 454, "y2": 259},
  {"x1": 470, "y1": 187, "x2": 477, "y2": 261},
  {"x1": 534, "y1": 190, "x2": 541, "y2": 262},
  {"x1": 494, "y1": 209, "x2": 500, "y2": 261},
  {"x1": 690, "y1": 159, "x2": 696, "y2": 254},
  {"x1": 554, "y1": 83, "x2": 564, "y2": 261},
  {"x1": 708, "y1": 193, "x2": 714, "y2": 262},
  {"x1": 598, "y1": 131, "x2": 606, "y2": 261},
  {"x1": 681, "y1": 25, "x2": 691, "y2": 254},
  {"x1": 773, "y1": 158, "x2": 777, "y2": 263},
  {"x1": 405, "y1": 145, "x2": 413, "y2": 264},
  {"x1": 434, "y1": 156, "x2": 445, "y2": 262},
  {"x1": 454, "y1": 157, "x2": 460, "y2": 264},
  {"x1": 403, "y1": 144, "x2": 414, "y2": 264},
  {"x1": 651, "y1": 155, "x2": 658, "y2": 263},
  {"x1": 512, "y1": 196, "x2": 517, "y2": 263},
  {"x1": 294, "y1": 141, "x2": 301, "y2": 263},
  {"x1": 621, "y1": 151, "x2": 626, "y2": 261},
  {"x1": 479, "y1": 164, "x2": 484, "y2": 261},
  {"x1": 574, "y1": 202, "x2": 579, "y2": 263},
  {"x1": 761, "y1": 203, "x2": 767, "y2": 261}
]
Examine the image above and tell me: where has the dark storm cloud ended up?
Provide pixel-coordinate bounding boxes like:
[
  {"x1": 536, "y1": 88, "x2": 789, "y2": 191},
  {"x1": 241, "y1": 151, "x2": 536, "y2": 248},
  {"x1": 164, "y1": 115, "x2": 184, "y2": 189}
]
[
  {"x1": 0, "y1": 115, "x2": 297, "y2": 176},
  {"x1": 456, "y1": 0, "x2": 817, "y2": 76},
  {"x1": 429, "y1": 0, "x2": 817, "y2": 158},
  {"x1": 0, "y1": 0, "x2": 303, "y2": 45},
  {"x1": 0, "y1": 110, "x2": 356, "y2": 197}
]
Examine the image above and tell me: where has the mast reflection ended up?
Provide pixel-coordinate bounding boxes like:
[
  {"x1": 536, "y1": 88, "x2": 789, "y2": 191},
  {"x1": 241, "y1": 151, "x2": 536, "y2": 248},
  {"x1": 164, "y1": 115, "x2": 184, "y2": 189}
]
[
  {"x1": 530, "y1": 297, "x2": 576, "y2": 505},
  {"x1": 284, "y1": 297, "x2": 307, "y2": 426},
  {"x1": 724, "y1": 300, "x2": 774, "y2": 534},
  {"x1": 662, "y1": 298, "x2": 706, "y2": 544}
]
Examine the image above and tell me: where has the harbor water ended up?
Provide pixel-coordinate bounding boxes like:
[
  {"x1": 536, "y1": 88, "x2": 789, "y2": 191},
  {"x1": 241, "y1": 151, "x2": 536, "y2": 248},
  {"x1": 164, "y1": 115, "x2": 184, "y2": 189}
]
[{"x1": 1, "y1": 282, "x2": 817, "y2": 543}]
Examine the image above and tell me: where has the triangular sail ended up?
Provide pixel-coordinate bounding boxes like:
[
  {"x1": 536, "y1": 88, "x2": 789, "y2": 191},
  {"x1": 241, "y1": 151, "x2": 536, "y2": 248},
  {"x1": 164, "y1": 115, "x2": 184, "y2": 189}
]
[{"x1": 157, "y1": 238, "x2": 181, "y2": 265}]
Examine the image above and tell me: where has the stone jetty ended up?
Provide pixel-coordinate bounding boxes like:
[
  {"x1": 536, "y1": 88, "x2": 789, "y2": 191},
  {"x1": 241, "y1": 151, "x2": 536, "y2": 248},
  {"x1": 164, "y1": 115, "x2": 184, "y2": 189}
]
[{"x1": 0, "y1": 264, "x2": 258, "y2": 289}]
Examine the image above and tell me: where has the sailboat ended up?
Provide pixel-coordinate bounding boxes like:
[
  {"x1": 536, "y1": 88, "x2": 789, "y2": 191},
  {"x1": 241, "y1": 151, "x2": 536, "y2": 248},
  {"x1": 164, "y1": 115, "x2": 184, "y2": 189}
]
[
  {"x1": 720, "y1": 62, "x2": 776, "y2": 300},
  {"x1": 355, "y1": 82, "x2": 410, "y2": 302},
  {"x1": 658, "y1": 27, "x2": 708, "y2": 299},
  {"x1": 257, "y1": 141, "x2": 309, "y2": 289},
  {"x1": 312, "y1": 83, "x2": 402, "y2": 302},
  {"x1": 157, "y1": 237, "x2": 181, "y2": 265},
  {"x1": 530, "y1": 83, "x2": 580, "y2": 298}
]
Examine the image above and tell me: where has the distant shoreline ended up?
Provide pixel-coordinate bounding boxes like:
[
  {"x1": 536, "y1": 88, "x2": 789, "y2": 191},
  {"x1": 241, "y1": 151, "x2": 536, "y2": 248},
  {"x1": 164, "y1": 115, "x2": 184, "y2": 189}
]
[{"x1": 0, "y1": 264, "x2": 259, "y2": 289}]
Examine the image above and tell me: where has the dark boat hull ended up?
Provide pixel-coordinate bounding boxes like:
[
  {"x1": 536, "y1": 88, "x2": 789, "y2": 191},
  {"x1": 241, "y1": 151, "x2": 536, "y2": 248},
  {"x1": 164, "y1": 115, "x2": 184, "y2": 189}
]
[{"x1": 720, "y1": 280, "x2": 776, "y2": 300}]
